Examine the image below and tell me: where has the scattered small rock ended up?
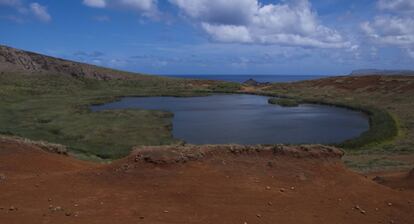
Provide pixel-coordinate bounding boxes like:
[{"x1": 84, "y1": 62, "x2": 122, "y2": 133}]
[
  {"x1": 354, "y1": 205, "x2": 366, "y2": 215},
  {"x1": 290, "y1": 186, "x2": 295, "y2": 191},
  {"x1": 65, "y1": 211, "x2": 72, "y2": 216},
  {"x1": 280, "y1": 188, "x2": 286, "y2": 193},
  {"x1": 50, "y1": 206, "x2": 63, "y2": 212},
  {"x1": 297, "y1": 173, "x2": 307, "y2": 181},
  {"x1": 163, "y1": 210, "x2": 169, "y2": 213},
  {"x1": 267, "y1": 202, "x2": 273, "y2": 206},
  {"x1": 265, "y1": 186, "x2": 271, "y2": 190},
  {"x1": 9, "y1": 206, "x2": 17, "y2": 211},
  {"x1": 139, "y1": 216, "x2": 145, "y2": 220},
  {"x1": 387, "y1": 202, "x2": 393, "y2": 207},
  {"x1": 256, "y1": 214, "x2": 262, "y2": 218},
  {"x1": 0, "y1": 174, "x2": 6, "y2": 182}
]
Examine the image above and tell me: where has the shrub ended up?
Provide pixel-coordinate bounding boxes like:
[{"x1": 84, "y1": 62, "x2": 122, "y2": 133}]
[
  {"x1": 268, "y1": 98, "x2": 300, "y2": 107},
  {"x1": 210, "y1": 82, "x2": 241, "y2": 92}
]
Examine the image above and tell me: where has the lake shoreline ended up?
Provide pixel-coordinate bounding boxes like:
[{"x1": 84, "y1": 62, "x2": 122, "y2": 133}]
[{"x1": 91, "y1": 94, "x2": 369, "y2": 146}]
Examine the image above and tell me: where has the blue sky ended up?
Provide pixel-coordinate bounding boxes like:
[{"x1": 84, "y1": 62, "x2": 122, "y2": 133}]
[{"x1": 1, "y1": 0, "x2": 414, "y2": 75}]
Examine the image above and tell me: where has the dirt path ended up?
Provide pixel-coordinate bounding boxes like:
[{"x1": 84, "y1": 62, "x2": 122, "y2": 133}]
[{"x1": 0, "y1": 141, "x2": 413, "y2": 224}]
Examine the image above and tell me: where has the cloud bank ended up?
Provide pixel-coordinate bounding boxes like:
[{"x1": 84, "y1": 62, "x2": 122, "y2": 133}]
[
  {"x1": 29, "y1": 2, "x2": 51, "y2": 22},
  {"x1": 377, "y1": 0, "x2": 414, "y2": 12},
  {"x1": 0, "y1": 1, "x2": 51, "y2": 22},
  {"x1": 82, "y1": 0, "x2": 159, "y2": 18},
  {"x1": 362, "y1": 0, "x2": 414, "y2": 58},
  {"x1": 170, "y1": 0, "x2": 349, "y2": 48}
]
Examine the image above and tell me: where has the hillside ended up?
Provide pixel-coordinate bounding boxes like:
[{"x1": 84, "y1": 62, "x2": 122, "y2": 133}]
[
  {"x1": 0, "y1": 45, "x2": 413, "y2": 224},
  {"x1": 0, "y1": 45, "x2": 147, "y2": 80},
  {"x1": 243, "y1": 75, "x2": 414, "y2": 172},
  {"x1": 0, "y1": 45, "x2": 230, "y2": 160},
  {"x1": 350, "y1": 69, "x2": 414, "y2": 76},
  {"x1": 1, "y1": 45, "x2": 414, "y2": 170}
]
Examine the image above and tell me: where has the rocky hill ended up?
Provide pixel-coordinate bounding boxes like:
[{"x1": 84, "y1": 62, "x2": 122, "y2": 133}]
[{"x1": 0, "y1": 45, "x2": 140, "y2": 80}]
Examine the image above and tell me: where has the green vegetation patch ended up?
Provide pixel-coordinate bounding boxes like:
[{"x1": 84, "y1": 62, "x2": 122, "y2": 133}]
[
  {"x1": 291, "y1": 99, "x2": 399, "y2": 149},
  {"x1": 339, "y1": 107, "x2": 399, "y2": 149},
  {"x1": 268, "y1": 98, "x2": 301, "y2": 107},
  {"x1": 0, "y1": 72, "x2": 409, "y2": 165},
  {"x1": 0, "y1": 73, "x2": 213, "y2": 160},
  {"x1": 209, "y1": 82, "x2": 241, "y2": 92},
  {"x1": 344, "y1": 158, "x2": 409, "y2": 172}
]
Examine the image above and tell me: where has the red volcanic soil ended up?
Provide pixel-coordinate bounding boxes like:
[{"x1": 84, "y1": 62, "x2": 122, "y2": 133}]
[
  {"x1": 1, "y1": 140, "x2": 413, "y2": 224},
  {"x1": 371, "y1": 169, "x2": 414, "y2": 192}
]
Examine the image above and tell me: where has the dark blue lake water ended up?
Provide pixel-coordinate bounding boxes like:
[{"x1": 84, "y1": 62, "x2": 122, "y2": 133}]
[
  {"x1": 163, "y1": 75, "x2": 331, "y2": 83},
  {"x1": 91, "y1": 94, "x2": 369, "y2": 145}
]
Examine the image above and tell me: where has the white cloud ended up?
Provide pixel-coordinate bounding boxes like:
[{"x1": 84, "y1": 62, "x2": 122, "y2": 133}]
[
  {"x1": 83, "y1": 0, "x2": 106, "y2": 8},
  {"x1": 361, "y1": 16, "x2": 414, "y2": 46},
  {"x1": 202, "y1": 23, "x2": 252, "y2": 43},
  {"x1": 170, "y1": 0, "x2": 257, "y2": 25},
  {"x1": 30, "y1": 3, "x2": 51, "y2": 22},
  {"x1": 0, "y1": 0, "x2": 50, "y2": 23},
  {"x1": 362, "y1": 0, "x2": 414, "y2": 46},
  {"x1": 82, "y1": 0, "x2": 159, "y2": 18},
  {"x1": 361, "y1": 0, "x2": 414, "y2": 59},
  {"x1": 0, "y1": 0, "x2": 20, "y2": 6},
  {"x1": 378, "y1": 0, "x2": 414, "y2": 12},
  {"x1": 119, "y1": 0, "x2": 157, "y2": 12},
  {"x1": 170, "y1": 0, "x2": 349, "y2": 48}
]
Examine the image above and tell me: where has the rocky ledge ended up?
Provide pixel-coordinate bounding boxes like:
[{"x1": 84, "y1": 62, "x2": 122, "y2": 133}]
[{"x1": 128, "y1": 144, "x2": 344, "y2": 165}]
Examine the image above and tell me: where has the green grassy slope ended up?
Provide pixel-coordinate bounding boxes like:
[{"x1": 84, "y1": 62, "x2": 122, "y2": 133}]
[
  {"x1": 0, "y1": 73, "x2": 222, "y2": 160},
  {"x1": 254, "y1": 75, "x2": 414, "y2": 171}
]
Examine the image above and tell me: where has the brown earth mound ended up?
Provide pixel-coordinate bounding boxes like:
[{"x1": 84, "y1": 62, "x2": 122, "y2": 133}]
[{"x1": 0, "y1": 140, "x2": 413, "y2": 224}]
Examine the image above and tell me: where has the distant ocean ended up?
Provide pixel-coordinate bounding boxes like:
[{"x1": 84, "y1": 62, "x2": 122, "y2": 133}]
[{"x1": 163, "y1": 75, "x2": 332, "y2": 83}]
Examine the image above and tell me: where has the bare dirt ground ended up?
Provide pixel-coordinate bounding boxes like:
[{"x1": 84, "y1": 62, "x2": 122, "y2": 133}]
[{"x1": 1, "y1": 139, "x2": 413, "y2": 224}]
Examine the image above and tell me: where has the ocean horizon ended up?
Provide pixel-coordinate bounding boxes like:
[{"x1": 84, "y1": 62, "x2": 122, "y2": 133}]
[{"x1": 162, "y1": 74, "x2": 337, "y2": 83}]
